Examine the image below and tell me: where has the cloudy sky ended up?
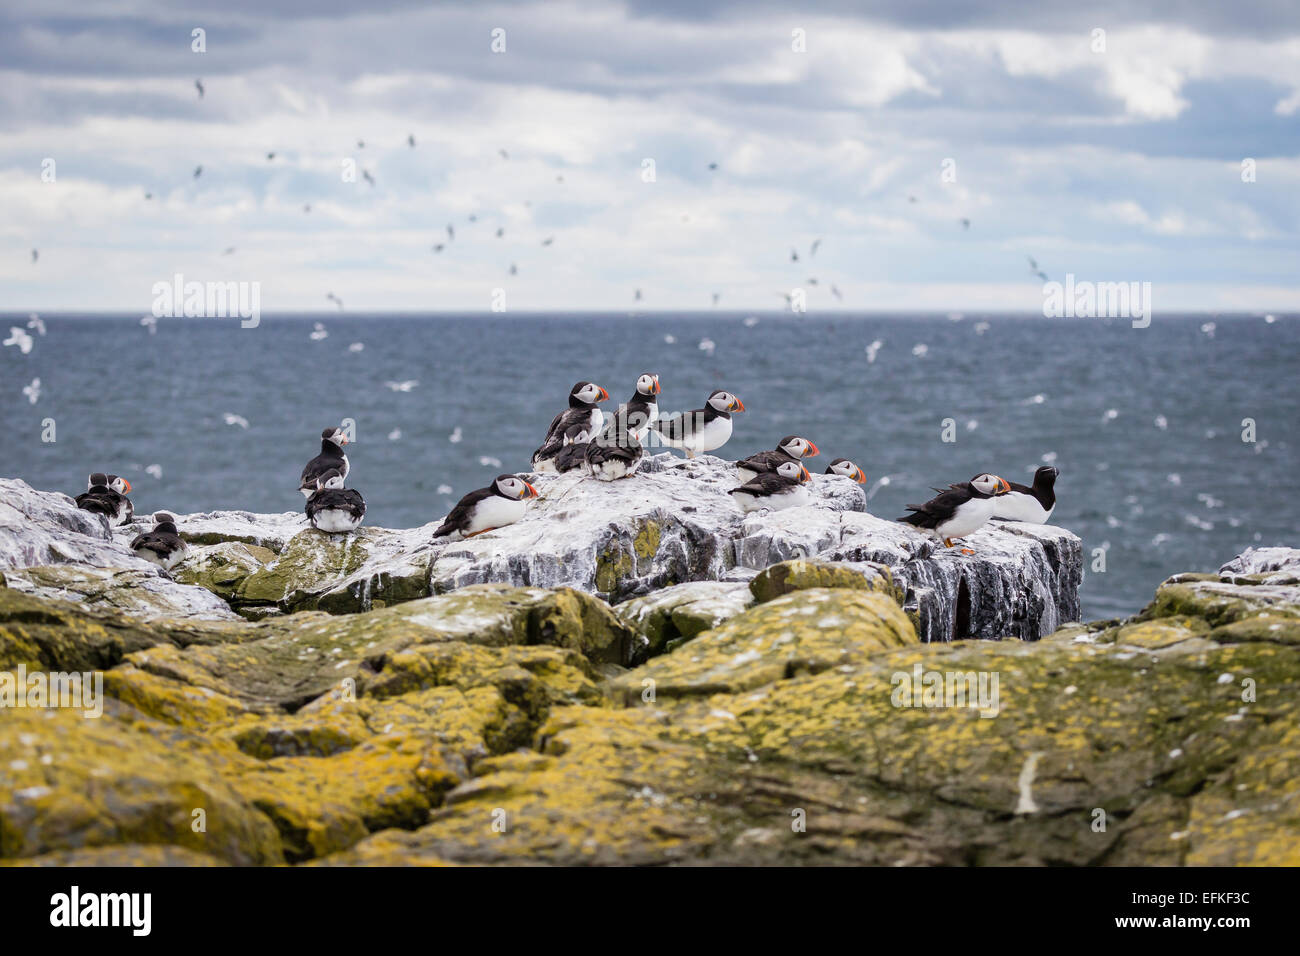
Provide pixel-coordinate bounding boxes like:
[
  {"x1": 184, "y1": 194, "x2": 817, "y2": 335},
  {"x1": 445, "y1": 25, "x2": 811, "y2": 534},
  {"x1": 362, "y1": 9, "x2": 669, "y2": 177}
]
[{"x1": 4, "y1": 0, "x2": 1299, "y2": 313}]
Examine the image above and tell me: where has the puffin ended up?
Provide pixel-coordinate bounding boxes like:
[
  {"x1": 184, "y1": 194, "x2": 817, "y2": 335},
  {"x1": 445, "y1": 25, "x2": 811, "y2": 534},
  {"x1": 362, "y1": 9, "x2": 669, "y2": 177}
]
[
  {"x1": 730, "y1": 460, "x2": 812, "y2": 513},
  {"x1": 584, "y1": 428, "x2": 644, "y2": 481},
  {"x1": 898, "y1": 473, "x2": 1012, "y2": 552},
  {"x1": 533, "y1": 420, "x2": 591, "y2": 472},
  {"x1": 618, "y1": 372, "x2": 661, "y2": 439},
  {"x1": 305, "y1": 469, "x2": 366, "y2": 533},
  {"x1": 74, "y1": 473, "x2": 134, "y2": 525},
  {"x1": 652, "y1": 389, "x2": 745, "y2": 458},
  {"x1": 554, "y1": 427, "x2": 594, "y2": 474},
  {"x1": 991, "y1": 466, "x2": 1059, "y2": 524},
  {"x1": 735, "y1": 435, "x2": 820, "y2": 483},
  {"x1": 299, "y1": 426, "x2": 350, "y2": 497},
  {"x1": 824, "y1": 458, "x2": 867, "y2": 484},
  {"x1": 129, "y1": 512, "x2": 189, "y2": 571},
  {"x1": 531, "y1": 382, "x2": 609, "y2": 472},
  {"x1": 433, "y1": 475, "x2": 539, "y2": 540}
]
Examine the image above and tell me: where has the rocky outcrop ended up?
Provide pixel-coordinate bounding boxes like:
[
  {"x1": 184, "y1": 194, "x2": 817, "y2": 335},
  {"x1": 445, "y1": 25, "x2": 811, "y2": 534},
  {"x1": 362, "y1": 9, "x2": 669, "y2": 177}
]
[
  {"x1": 1, "y1": 547, "x2": 1296, "y2": 866},
  {"x1": 1, "y1": 461, "x2": 1081, "y2": 643}
]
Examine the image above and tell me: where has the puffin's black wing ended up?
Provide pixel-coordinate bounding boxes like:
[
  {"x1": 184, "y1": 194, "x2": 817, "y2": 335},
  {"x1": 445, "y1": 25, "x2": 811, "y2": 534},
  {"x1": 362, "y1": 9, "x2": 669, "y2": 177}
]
[
  {"x1": 131, "y1": 529, "x2": 181, "y2": 556},
  {"x1": 433, "y1": 486, "x2": 494, "y2": 537},
  {"x1": 307, "y1": 489, "x2": 366, "y2": 521},
  {"x1": 75, "y1": 490, "x2": 119, "y2": 517},
  {"x1": 737, "y1": 449, "x2": 792, "y2": 474},
  {"x1": 555, "y1": 443, "x2": 590, "y2": 472},
  {"x1": 653, "y1": 408, "x2": 698, "y2": 442},
  {"x1": 731, "y1": 472, "x2": 795, "y2": 497},
  {"x1": 300, "y1": 452, "x2": 343, "y2": 489},
  {"x1": 585, "y1": 438, "x2": 641, "y2": 467},
  {"x1": 899, "y1": 485, "x2": 972, "y2": 528}
]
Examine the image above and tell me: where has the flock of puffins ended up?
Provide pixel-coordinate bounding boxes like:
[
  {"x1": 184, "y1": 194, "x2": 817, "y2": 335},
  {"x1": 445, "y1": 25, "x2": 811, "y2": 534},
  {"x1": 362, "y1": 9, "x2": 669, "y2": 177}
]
[{"x1": 72, "y1": 372, "x2": 1060, "y2": 572}]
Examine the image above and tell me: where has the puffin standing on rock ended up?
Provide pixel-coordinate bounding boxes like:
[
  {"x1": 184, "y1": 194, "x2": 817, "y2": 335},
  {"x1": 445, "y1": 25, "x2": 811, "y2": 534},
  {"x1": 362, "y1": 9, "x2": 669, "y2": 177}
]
[
  {"x1": 824, "y1": 458, "x2": 867, "y2": 483},
  {"x1": 619, "y1": 372, "x2": 661, "y2": 440},
  {"x1": 532, "y1": 382, "x2": 609, "y2": 472},
  {"x1": 306, "y1": 469, "x2": 366, "y2": 532},
  {"x1": 898, "y1": 473, "x2": 1011, "y2": 553},
  {"x1": 75, "y1": 473, "x2": 134, "y2": 525},
  {"x1": 299, "y1": 426, "x2": 350, "y2": 497},
  {"x1": 730, "y1": 460, "x2": 812, "y2": 513},
  {"x1": 129, "y1": 512, "x2": 188, "y2": 571},
  {"x1": 584, "y1": 427, "x2": 644, "y2": 480},
  {"x1": 433, "y1": 475, "x2": 539, "y2": 540},
  {"x1": 992, "y1": 466, "x2": 1059, "y2": 524},
  {"x1": 653, "y1": 389, "x2": 744, "y2": 459},
  {"x1": 735, "y1": 435, "x2": 820, "y2": 483}
]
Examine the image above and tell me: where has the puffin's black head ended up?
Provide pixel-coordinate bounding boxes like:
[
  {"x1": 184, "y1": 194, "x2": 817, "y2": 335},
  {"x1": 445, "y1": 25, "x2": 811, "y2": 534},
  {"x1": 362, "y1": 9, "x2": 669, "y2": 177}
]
[
  {"x1": 87, "y1": 472, "x2": 109, "y2": 490},
  {"x1": 707, "y1": 389, "x2": 745, "y2": 413},
  {"x1": 635, "y1": 373, "x2": 661, "y2": 397},
  {"x1": 968, "y1": 474, "x2": 1012, "y2": 498},
  {"x1": 569, "y1": 382, "x2": 609, "y2": 407},
  {"x1": 1034, "y1": 466, "x2": 1060, "y2": 487},
  {"x1": 825, "y1": 458, "x2": 867, "y2": 483},
  {"x1": 106, "y1": 474, "x2": 132, "y2": 494},
  {"x1": 493, "y1": 475, "x2": 539, "y2": 500},
  {"x1": 777, "y1": 436, "x2": 819, "y2": 459},
  {"x1": 321, "y1": 426, "x2": 348, "y2": 448},
  {"x1": 152, "y1": 512, "x2": 179, "y2": 532}
]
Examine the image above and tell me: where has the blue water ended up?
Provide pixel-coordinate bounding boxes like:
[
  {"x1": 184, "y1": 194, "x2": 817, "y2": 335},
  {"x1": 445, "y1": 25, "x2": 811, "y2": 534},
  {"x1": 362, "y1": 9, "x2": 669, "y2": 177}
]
[{"x1": 2, "y1": 312, "x2": 1297, "y2": 621}]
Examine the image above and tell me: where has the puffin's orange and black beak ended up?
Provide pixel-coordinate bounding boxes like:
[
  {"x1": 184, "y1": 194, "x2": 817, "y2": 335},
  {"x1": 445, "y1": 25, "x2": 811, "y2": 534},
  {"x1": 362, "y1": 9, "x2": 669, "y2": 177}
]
[
  {"x1": 804, "y1": 440, "x2": 820, "y2": 457},
  {"x1": 523, "y1": 481, "x2": 539, "y2": 499},
  {"x1": 853, "y1": 467, "x2": 867, "y2": 484},
  {"x1": 800, "y1": 466, "x2": 811, "y2": 483},
  {"x1": 995, "y1": 477, "x2": 1011, "y2": 494},
  {"x1": 120, "y1": 479, "x2": 133, "y2": 493},
  {"x1": 729, "y1": 397, "x2": 745, "y2": 412},
  {"x1": 597, "y1": 386, "x2": 610, "y2": 401},
  {"x1": 339, "y1": 436, "x2": 349, "y2": 445},
  {"x1": 652, "y1": 376, "x2": 661, "y2": 394}
]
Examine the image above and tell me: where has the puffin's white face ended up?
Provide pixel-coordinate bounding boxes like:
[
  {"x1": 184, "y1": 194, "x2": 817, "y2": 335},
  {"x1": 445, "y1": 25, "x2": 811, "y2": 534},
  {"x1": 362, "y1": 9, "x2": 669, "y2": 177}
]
[
  {"x1": 318, "y1": 473, "x2": 346, "y2": 491},
  {"x1": 708, "y1": 390, "x2": 745, "y2": 413},
  {"x1": 574, "y1": 383, "x2": 609, "y2": 405},
  {"x1": 637, "y1": 373, "x2": 661, "y2": 396},
  {"x1": 780, "y1": 437, "x2": 819, "y2": 459},
  {"x1": 564, "y1": 428, "x2": 591, "y2": 445},
  {"x1": 327, "y1": 427, "x2": 349, "y2": 447},
  {"x1": 109, "y1": 476, "x2": 132, "y2": 494},
  {"x1": 496, "y1": 476, "x2": 540, "y2": 500},
  {"x1": 830, "y1": 459, "x2": 866, "y2": 483},
  {"x1": 775, "y1": 461, "x2": 811, "y2": 482},
  {"x1": 970, "y1": 474, "x2": 1011, "y2": 496}
]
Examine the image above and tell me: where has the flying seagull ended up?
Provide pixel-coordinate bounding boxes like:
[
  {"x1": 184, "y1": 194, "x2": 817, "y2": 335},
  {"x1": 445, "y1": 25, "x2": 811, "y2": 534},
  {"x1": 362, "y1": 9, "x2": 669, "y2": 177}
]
[
  {"x1": 960, "y1": 218, "x2": 971, "y2": 230},
  {"x1": 831, "y1": 285, "x2": 843, "y2": 301},
  {"x1": 362, "y1": 169, "x2": 375, "y2": 187},
  {"x1": 408, "y1": 134, "x2": 416, "y2": 147},
  {"x1": 1027, "y1": 256, "x2": 1049, "y2": 282},
  {"x1": 541, "y1": 236, "x2": 555, "y2": 246},
  {"x1": 31, "y1": 249, "x2": 38, "y2": 264},
  {"x1": 194, "y1": 78, "x2": 204, "y2": 99},
  {"x1": 499, "y1": 149, "x2": 509, "y2": 160},
  {"x1": 193, "y1": 166, "x2": 202, "y2": 178},
  {"x1": 708, "y1": 162, "x2": 718, "y2": 171},
  {"x1": 790, "y1": 248, "x2": 799, "y2": 263},
  {"x1": 221, "y1": 246, "x2": 236, "y2": 255},
  {"x1": 326, "y1": 292, "x2": 344, "y2": 310},
  {"x1": 266, "y1": 152, "x2": 275, "y2": 161},
  {"x1": 432, "y1": 243, "x2": 445, "y2": 253},
  {"x1": 712, "y1": 292, "x2": 720, "y2": 306},
  {"x1": 357, "y1": 139, "x2": 365, "y2": 149},
  {"x1": 509, "y1": 263, "x2": 518, "y2": 275},
  {"x1": 810, "y1": 238, "x2": 821, "y2": 257}
]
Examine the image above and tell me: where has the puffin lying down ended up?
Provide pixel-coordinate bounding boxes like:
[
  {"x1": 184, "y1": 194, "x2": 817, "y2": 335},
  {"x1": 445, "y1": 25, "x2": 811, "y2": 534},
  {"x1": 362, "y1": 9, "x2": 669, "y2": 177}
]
[{"x1": 434, "y1": 475, "x2": 539, "y2": 540}]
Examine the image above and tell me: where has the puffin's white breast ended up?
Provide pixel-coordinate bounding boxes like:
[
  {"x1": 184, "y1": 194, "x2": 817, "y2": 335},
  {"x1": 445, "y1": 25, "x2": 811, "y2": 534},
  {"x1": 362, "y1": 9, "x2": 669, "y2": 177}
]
[
  {"x1": 936, "y1": 496, "x2": 995, "y2": 539},
  {"x1": 466, "y1": 495, "x2": 527, "y2": 535},
  {"x1": 992, "y1": 492, "x2": 1052, "y2": 524}
]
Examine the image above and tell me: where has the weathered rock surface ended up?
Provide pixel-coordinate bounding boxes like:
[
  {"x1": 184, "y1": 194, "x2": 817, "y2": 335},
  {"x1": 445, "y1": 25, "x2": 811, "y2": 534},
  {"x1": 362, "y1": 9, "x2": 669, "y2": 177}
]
[
  {"x1": 2, "y1": 461, "x2": 1081, "y2": 643},
  {"x1": 2, "y1": 546, "x2": 1296, "y2": 867}
]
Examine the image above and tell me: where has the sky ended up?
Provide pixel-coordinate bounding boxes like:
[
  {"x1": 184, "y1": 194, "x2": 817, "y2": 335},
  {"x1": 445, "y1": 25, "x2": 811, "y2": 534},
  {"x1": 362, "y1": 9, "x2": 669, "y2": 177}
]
[{"x1": 3, "y1": 0, "x2": 1299, "y2": 313}]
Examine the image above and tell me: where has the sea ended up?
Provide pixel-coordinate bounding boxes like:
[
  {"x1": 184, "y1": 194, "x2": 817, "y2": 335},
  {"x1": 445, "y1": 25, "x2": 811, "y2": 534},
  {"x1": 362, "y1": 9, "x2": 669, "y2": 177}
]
[{"x1": 2, "y1": 311, "x2": 1297, "y2": 622}]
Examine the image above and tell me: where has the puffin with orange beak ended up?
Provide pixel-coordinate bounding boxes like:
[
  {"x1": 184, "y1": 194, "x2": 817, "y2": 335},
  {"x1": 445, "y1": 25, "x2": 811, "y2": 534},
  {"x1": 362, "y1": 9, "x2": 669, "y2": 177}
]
[
  {"x1": 433, "y1": 474, "x2": 539, "y2": 540},
  {"x1": 824, "y1": 458, "x2": 867, "y2": 484},
  {"x1": 532, "y1": 381, "x2": 610, "y2": 472},
  {"x1": 730, "y1": 459, "x2": 812, "y2": 513},
  {"x1": 735, "y1": 435, "x2": 820, "y2": 483},
  {"x1": 652, "y1": 388, "x2": 745, "y2": 459},
  {"x1": 299, "y1": 426, "x2": 350, "y2": 497},
  {"x1": 619, "y1": 372, "x2": 661, "y2": 440},
  {"x1": 898, "y1": 473, "x2": 1012, "y2": 554},
  {"x1": 74, "y1": 472, "x2": 134, "y2": 525}
]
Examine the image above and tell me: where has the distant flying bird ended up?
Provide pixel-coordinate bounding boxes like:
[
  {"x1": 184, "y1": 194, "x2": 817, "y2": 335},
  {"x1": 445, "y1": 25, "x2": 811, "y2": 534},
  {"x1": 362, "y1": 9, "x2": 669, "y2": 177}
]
[
  {"x1": 221, "y1": 247, "x2": 235, "y2": 255},
  {"x1": 496, "y1": 227, "x2": 504, "y2": 238},
  {"x1": 385, "y1": 380, "x2": 418, "y2": 392},
  {"x1": 266, "y1": 152, "x2": 275, "y2": 161},
  {"x1": 3, "y1": 327, "x2": 33, "y2": 354},
  {"x1": 634, "y1": 289, "x2": 643, "y2": 302},
  {"x1": 831, "y1": 284, "x2": 843, "y2": 301},
  {"x1": 541, "y1": 236, "x2": 555, "y2": 246},
  {"x1": 810, "y1": 238, "x2": 821, "y2": 257},
  {"x1": 362, "y1": 169, "x2": 375, "y2": 187},
  {"x1": 193, "y1": 165, "x2": 202, "y2": 178},
  {"x1": 22, "y1": 378, "x2": 40, "y2": 405},
  {"x1": 1026, "y1": 256, "x2": 1049, "y2": 282},
  {"x1": 31, "y1": 249, "x2": 38, "y2": 263},
  {"x1": 712, "y1": 292, "x2": 720, "y2": 306},
  {"x1": 408, "y1": 134, "x2": 416, "y2": 147},
  {"x1": 140, "y1": 314, "x2": 158, "y2": 335},
  {"x1": 447, "y1": 224, "x2": 455, "y2": 241},
  {"x1": 960, "y1": 218, "x2": 971, "y2": 230},
  {"x1": 908, "y1": 194, "x2": 918, "y2": 204},
  {"x1": 144, "y1": 192, "x2": 153, "y2": 200},
  {"x1": 194, "y1": 79, "x2": 204, "y2": 99},
  {"x1": 468, "y1": 214, "x2": 478, "y2": 223},
  {"x1": 303, "y1": 204, "x2": 311, "y2": 213},
  {"x1": 807, "y1": 277, "x2": 819, "y2": 285},
  {"x1": 357, "y1": 139, "x2": 365, "y2": 149},
  {"x1": 556, "y1": 174, "x2": 564, "y2": 183},
  {"x1": 326, "y1": 293, "x2": 344, "y2": 310},
  {"x1": 509, "y1": 263, "x2": 518, "y2": 275},
  {"x1": 27, "y1": 314, "x2": 45, "y2": 335},
  {"x1": 223, "y1": 413, "x2": 249, "y2": 429},
  {"x1": 432, "y1": 243, "x2": 445, "y2": 253},
  {"x1": 499, "y1": 149, "x2": 509, "y2": 159},
  {"x1": 790, "y1": 248, "x2": 799, "y2": 263},
  {"x1": 708, "y1": 162, "x2": 718, "y2": 171}
]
